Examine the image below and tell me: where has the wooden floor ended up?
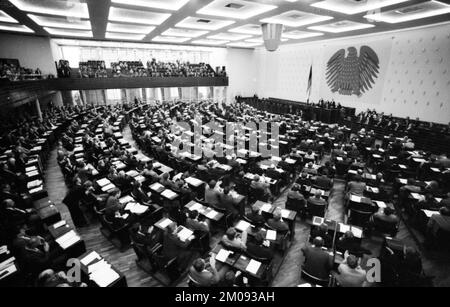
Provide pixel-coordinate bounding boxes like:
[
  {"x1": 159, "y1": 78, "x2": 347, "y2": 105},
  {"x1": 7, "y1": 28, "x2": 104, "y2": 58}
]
[{"x1": 42, "y1": 127, "x2": 450, "y2": 287}]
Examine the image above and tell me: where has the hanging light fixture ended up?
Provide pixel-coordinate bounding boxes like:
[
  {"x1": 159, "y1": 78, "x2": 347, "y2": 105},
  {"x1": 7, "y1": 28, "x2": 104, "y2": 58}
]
[{"x1": 261, "y1": 23, "x2": 283, "y2": 52}]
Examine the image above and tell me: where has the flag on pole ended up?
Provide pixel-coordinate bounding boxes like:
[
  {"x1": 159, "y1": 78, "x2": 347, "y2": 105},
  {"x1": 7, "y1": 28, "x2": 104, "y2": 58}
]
[{"x1": 306, "y1": 65, "x2": 312, "y2": 102}]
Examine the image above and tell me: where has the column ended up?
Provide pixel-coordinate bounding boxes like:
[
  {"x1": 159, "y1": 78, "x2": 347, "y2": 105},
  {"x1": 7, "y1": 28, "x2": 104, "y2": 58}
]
[{"x1": 35, "y1": 99, "x2": 42, "y2": 120}]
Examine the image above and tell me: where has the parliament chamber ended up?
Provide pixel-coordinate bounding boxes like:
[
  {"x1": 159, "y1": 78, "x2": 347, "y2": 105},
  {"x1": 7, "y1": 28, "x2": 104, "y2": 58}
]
[{"x1": 0, "y1": 0, "x2": 450, "y2": 291}]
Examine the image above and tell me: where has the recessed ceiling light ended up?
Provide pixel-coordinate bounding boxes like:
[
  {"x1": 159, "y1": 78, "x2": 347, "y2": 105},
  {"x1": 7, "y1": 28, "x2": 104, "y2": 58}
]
[
  {"x1": 108, "y1": 7, "x2": 171, "y2": 25},
  {"x1": 311, "y1": 0, "x2": 410, "y2": 15},
  {"x1": 176, "y1": 16, "x2": 235, "y2": 30},
  {"x1": 106, "y1": 22, "x2": 155, "y2": 34},
  {"x1": 192, "y1": 39, "x2": 230, "y2": 45},
  {"x1": 308, "y1": 20, "x2": 375, "y2": 33},
  {"x1": 28, "y1": 14, "x2": 91, "y2": 30},
  {"x1": 0, "y1": 10, "x2": 18, "y2": 23},
  {"x1": 226, "y1": 41, "x2": 260, "y2": 48},
  {"x1": 152, "y1": 35, "x2": 191, "y2": 43},
  {"x1": 9, "y1": 0, "x2": 89, "y2": 18},
  {"x1": 0, "y1": 22, "x2": 33, "y2": 33},
  {"x1": 261, "y1": 10, "x2": 333, "y2": 27},
  {"x1": 197, "y1": 0, "x2": 277, "y2": 19},
  {"x1": 364, "y1": 0, "x2": 450, "y2": 23},
  {"x1": 44, "y1": 27, "x2": 92, "y2": 37},
  {"x1": 208, "y1": 33, "x2": 252, "y2": 41},
  {"x1": 228, "y1": 24, "x2": 262, "y2": 35},
  {"x1": 111, "y1": 0, "x2": 190, "y2": 11},
  {"x1": 162, "y1": 28, "x2": 209, "y2": 38},
  {"x1": 282, "y1": 30, "x2": 323, "y2": 40},
  {"x1": 105, "y1": 32, "x2": 146, "y2": 40}
]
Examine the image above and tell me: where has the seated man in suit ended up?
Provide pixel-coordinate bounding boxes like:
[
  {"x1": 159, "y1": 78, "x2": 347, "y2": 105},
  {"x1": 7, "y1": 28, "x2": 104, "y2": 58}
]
[
  {"x1": 287, "y1": 184, "x2": 306, "y2": 201},
  {"x1": 267, "y1": 209, "x2": 289, "y2": 232},
  {"x1": 246, "y1": 205, "x2": 265, "y2": 227},
  {"x1": 186, "y1": 210, "x2": 210, "y2": 233},
  {"x1": 303, "y1": 162, "x2": 318, "y2": 175},
  {"x1": 104, "y1": 188, "x2": 127, "y2": 227},
  {"x1": 346, "y1": 175, "x2": 366, "y2": 197},
  {"x1": 301, "y1": 237, "x2": 334, "y2": 281},
  {"x1": 129, "y1": 223, "x2": 162, "y2": 252},
  {"x1": 204, "y1": 180, "x2": 220, "y2": 206},
  {"x1": 162, "y1": 223, "x2": 191, "y2": 271},
  {"x1": 336, "y1": 231, "x2": 371, "y2": 257},
  {"x1": 131, "y1": 180, "x2": 151, "y2": 204},
  {"x1": 370, "y1": 207, "x2": 399, "y2": 231},
  {"x1": 311, "y1": 223, "x2": 332, "y2": 247},
  {"x1": 221, "y1": 227, "x2": 247, "y2": 251},
  {"x1": 315, "y1": 174, "x2": 333, "y2": 190},
  {"x1": 296, "y1": 172, "x2": 312, "y2": 186},
  {"x1": 141, "y1": 162, "x2": 160, "y2": 181},
  {"x1": 334, "y1": 253, "x2": 367, "y2": 287},
  {"x1": 188, "y1": 257, "x2": 225, "y2": 287},
  {"x1": 308, "y1": 190, "x2": 327, "y2": 209},
  {"x1": 250, "y1": 175, "x2": 272, "y2": 199},
  {"x1": 217, "y1": 187, "x2": 239, "y2": 217},
  {"x1": 246, "y1": 232, "x2": 274, "y2": 261}
]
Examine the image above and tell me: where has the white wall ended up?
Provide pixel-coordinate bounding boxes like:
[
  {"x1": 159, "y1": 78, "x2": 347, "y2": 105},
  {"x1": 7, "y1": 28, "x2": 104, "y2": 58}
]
[
  {"x1": 254, "y1": 22, "x2": 450, "y2": 124},
  {"x1": 210, "y1": 48, "x2": 257, "y2": 104},
  {"x1": 0, "y1": 33, "x2": 57, "y2": 75}
]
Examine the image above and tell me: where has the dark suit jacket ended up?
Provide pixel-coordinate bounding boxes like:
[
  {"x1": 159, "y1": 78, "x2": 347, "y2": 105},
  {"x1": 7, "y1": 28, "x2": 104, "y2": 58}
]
[
  {"x1": 246, "y1": 242, "x2": 274, "y2": 261},
  {"x1": 163, "y1": 232, "x2": 186, "y2": 259},
  {"x1": 302, "y1": 246, "x2": 333, "y2": 280}
]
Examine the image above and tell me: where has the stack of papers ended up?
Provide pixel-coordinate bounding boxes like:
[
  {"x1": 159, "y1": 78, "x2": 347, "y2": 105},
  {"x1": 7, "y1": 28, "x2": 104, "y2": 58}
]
[
  {"x1": 157, "y1": 218, "x2": 173, "y2": 229},
  {"x1": 80, "y1": 251, "x2": 101, "y2": 266},
  {"x1": 119, "y1": 195, "x2": 135, "y2": 205},
  {"x1": 101, "y1": 183, "x2": 116, "y2": 192},
  {"x1": 97, "y1": 178, "x2": 111, "y2": 187},
  {"x1": 410, "y1": 193, "x2": 425, "y2": 201},
  {"x1": 150, "y1": 182, "x2": 165, "y2": 192},
  {"x1": 399, "y1": 178, "x2": 408, "y2": 184},
  {"x1": 161, "y1": 189, "x2": 178, "y2": 200},
  {"x1": 185, "y1": 177, "x2": 203, "y2": 187},
  {"x1": 246, "y1": 259, "x2": 262, "y2": 275},
  {"x1": 27, "y1": 180, "x2": 42, "y2": 189},
  {"x1": 55, "y1": 230, "x2": 81, "y2": 250},
  {"x1": 126, "y1": 170, "x2": 139, "y2": 177},
  {"x1": 177, "y1": 227, "x2": 193, "y2": 242},
  {"x1": 350, "y1": 195, "x2": 362, "y2": 203},
  {"x1": 235, "y1": 220, "x2": 251, "y2": 232},
  {"x1": 125, "y1": 203, "x2": 148, "y2": 215},
  {"x1": 205, "y1": 210, "x2": 218, "y2": 219},
  {"x1": 189, "y1": 202, "x2": 203, "y2": 212},
  {"x1": 215, "y1": 249, "x2": 232, "y2": 262},
  {"x1": 423, "y1": 210, "x2": 439, "y2": 218},
  {"x1": 261, "y1": 203, "x2": 273, "y2": 212},
  {"x1": 53, "y1": 220, "x2": 67, "y2": 229},
  {"x1": 88, "y1": 260, "x2": 120, "y2": 287},
  {"x1": 280, "y1": 209, "x2": 290, "y2": 219},
  {"x1": 266, "y1": 230, "x2": 277, "y2": 241},
  {"x1": 374, "y1": 201, "x2": 387, "y2": 208},
  {"x1": 339, "y1": 223, "x2": 351, "y2": 233}
]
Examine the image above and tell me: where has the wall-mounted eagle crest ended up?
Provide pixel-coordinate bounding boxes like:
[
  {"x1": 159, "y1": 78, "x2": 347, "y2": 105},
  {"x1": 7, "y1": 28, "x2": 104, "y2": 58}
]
[{"x1": 326, "y1": 46, "x2": 380, "y2": 97}]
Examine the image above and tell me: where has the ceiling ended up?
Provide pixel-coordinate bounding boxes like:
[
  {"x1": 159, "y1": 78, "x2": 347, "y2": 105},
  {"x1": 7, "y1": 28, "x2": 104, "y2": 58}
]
[{"x1": 0, "y1": 0, "x2": 449, "y2": 49}]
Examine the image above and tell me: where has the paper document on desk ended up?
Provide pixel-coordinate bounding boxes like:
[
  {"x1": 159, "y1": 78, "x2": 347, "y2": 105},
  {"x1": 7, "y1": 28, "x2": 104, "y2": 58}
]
[
  {"x1": 235, "y1": 220, "x2": 251, "y2": 232},
  {"x1": 399, "y1": 178, "x2": 408, "y2": 184},
  {"x1": 339, "y1": 223, "x2": 351, "y2": 233},
  {"x1": 350, "y1": 195, "x2": 362, "y2": 203},
  {"x1": 161, "y1": 189, "x2": 178, "y2": 199},
  {"x1": 261, "y1": 203, "x2": 272, "y2": 212},
  {"x1": 410, "y1": 193, "x2": 425, "y2": 201},
  {"x1": 81, "y1": 251, "x2": 101, "y2": 266},
  {"x1": 177, "y1": 227, "x2": 192, "y2": 242},
  {"x1": 158, "y1": 218, "x2": 172, "y2": 229},
  {"x1": 119, "y1": 196, "x2": 134, "y2": 205},
  {"x1": 53, "y1": 220, "x2": 67, "y2": 229},
  {"x1": 97, "y1": 178, "x2": 110, "y2": 187},
  {"x1": 189, "y1": 202, "x2": 203, "y2": 212},
  {"x1": 125, "y1": 203, "x2": 148, "y2": 215},
  {"x1": 215, "y1": 249, "x2": 231, "y2": 262},
  {"x1": 423, "y1": 210, "x2": 438, "y2": 218},
  {"x1": 206, "y1": 210, "x2": 218, "y2": 219},
  {"x1": 374, "y1": 201, "x2": 387, "y2": 208},
  {"x1": 101, "y1": 183, "x2": 115, "y2": 192},
  {"x1": 281, "y1": 209, "x2": 290, "y2": 219},
  {"x1": 246, "y1": 259, "x2": 261, "y2": 275},
  {"x1": 56, "y1": 230, "x2": 80, "y2": 250},
  {"x1": 90, "y1": 267, "x2": 120, "y2": 287},
  {"x1": 351, "y1": 227, "x2": 363, "y2": 238},
  {"x1": 266, "y1": 230, "x2": 277, "y2": 241}
]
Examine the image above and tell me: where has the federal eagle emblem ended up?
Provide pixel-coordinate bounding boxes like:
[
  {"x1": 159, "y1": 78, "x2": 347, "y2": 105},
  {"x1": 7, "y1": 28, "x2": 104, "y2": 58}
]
[{"x1": 326, "y1": 46, "x2": 380, "y2": 97}]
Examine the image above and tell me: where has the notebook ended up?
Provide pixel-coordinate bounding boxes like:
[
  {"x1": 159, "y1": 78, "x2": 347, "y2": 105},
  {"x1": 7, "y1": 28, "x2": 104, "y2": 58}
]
[
  {"x1": 235, "y1": 220, "x2": 251, "y2": 232},
  {"x1": 215, "y1": 249, "x2": 231, "y2": 263}
]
